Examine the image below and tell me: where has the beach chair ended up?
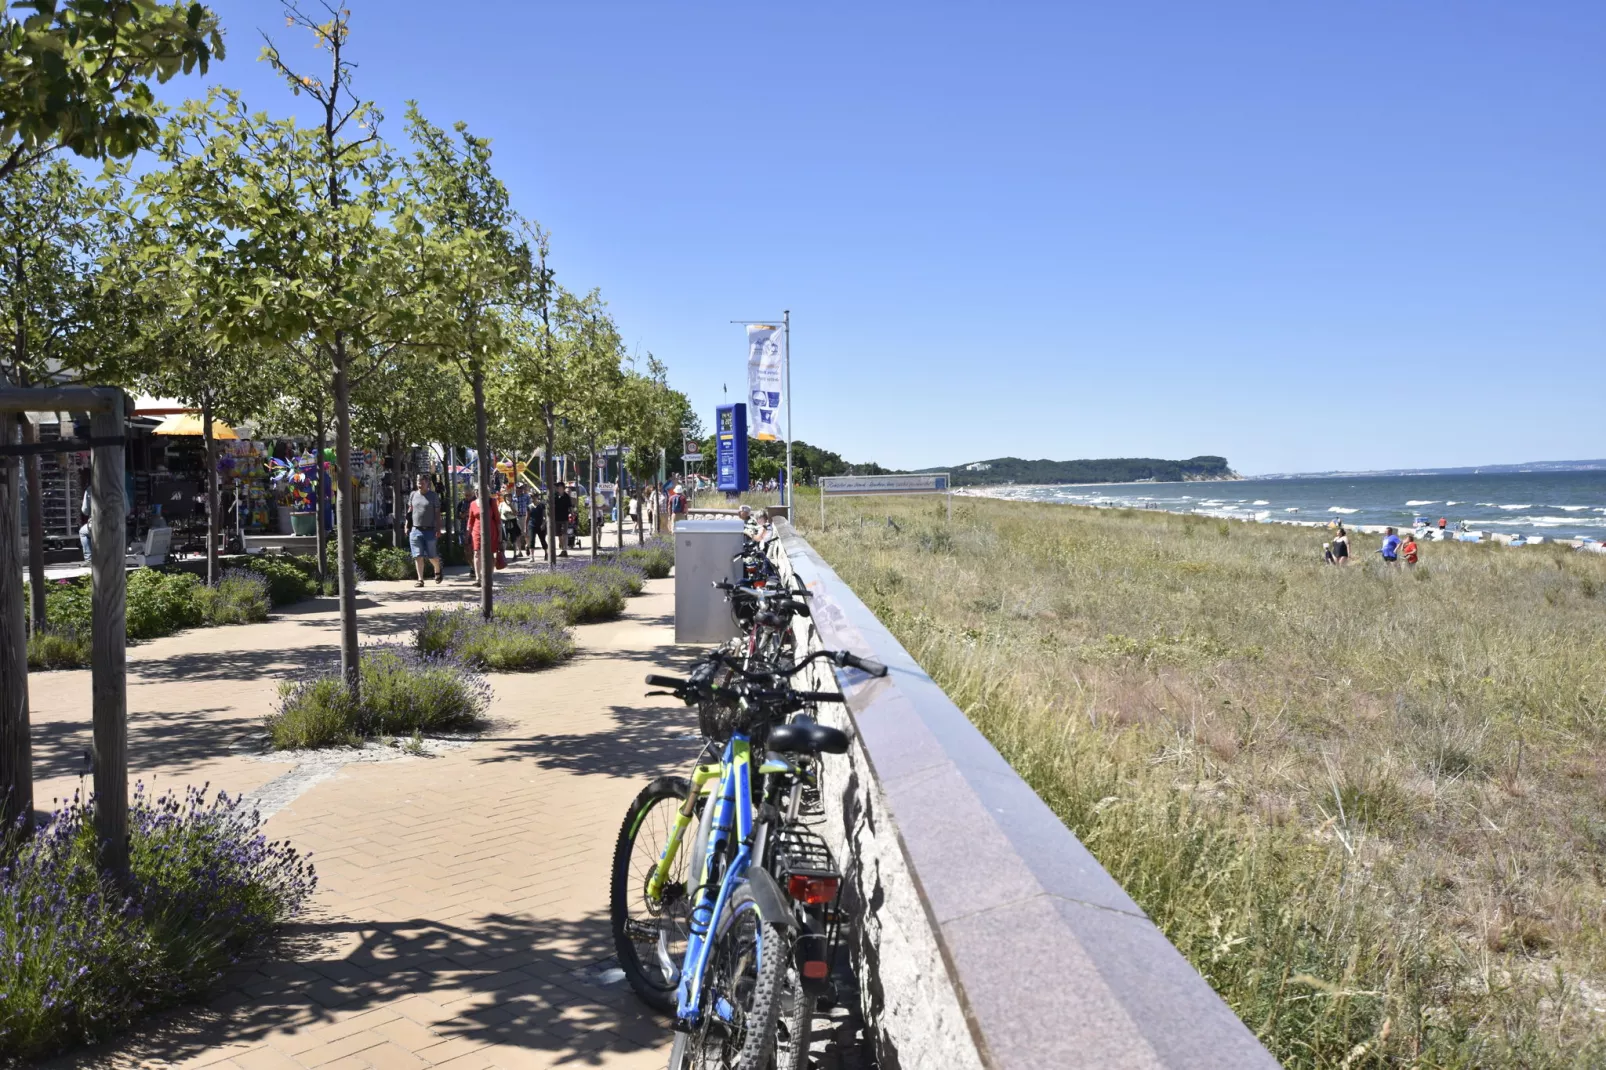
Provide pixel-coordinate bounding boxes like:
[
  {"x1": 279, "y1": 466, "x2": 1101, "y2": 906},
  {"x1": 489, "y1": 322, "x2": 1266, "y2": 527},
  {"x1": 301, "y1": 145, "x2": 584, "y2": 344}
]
[{"x1": 126, "y1": 525, "x2": 172, "y2": 568}]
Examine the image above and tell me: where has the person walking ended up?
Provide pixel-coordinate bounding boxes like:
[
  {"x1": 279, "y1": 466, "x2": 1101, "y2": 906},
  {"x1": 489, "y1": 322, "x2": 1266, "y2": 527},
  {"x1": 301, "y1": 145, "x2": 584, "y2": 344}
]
[
  {"x1": 466, "y1": 484, "x2": 501, "y2": 582},
  {"x1": 553, "y1": 483, "x2": 574, "y2": 557},
  {"x1": 499, "y1": 492, "x2": 520, "y2": 559},
  {"x1": 406, "y1": 473, "x2": 443, "y2": 586},
  {"x1": 1401, "y1": 531, "x2": 1420, "y2": 566},
  {"x1": 668, "y1": 482, "x2": 687, "y2": 529},
  {"x1": 530, "y1": 491, "x2": 548, "y2": 555},
  {"x1": 512, "y1": 483, "x2": 532, "y2": 558},
  {"x1": 1323, "y1": 541, "x2": 1336, "y2": 565}
]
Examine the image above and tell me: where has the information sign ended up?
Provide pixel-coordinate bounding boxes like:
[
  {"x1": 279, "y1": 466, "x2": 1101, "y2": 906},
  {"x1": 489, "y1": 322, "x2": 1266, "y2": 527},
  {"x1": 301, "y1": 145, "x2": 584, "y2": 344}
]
[
  {"x1": 816, "y1": 472, "x2": 951, "y2": 528},
  {"x1": 714, "y1": 404, "x2": 749, "y2": 492}
]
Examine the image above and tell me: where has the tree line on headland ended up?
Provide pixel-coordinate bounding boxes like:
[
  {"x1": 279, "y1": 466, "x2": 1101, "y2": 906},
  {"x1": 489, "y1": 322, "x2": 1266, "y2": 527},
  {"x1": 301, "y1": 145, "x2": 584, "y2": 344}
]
[{"x1": 723, "y1": 438, "x2": 1236, "y2": 488}]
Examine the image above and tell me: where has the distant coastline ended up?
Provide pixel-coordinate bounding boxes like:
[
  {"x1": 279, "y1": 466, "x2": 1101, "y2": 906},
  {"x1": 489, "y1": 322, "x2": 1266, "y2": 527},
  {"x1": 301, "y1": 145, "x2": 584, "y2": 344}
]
[{"x1": 1254, "y1": 459, "x2": 1606, "y2": 480}]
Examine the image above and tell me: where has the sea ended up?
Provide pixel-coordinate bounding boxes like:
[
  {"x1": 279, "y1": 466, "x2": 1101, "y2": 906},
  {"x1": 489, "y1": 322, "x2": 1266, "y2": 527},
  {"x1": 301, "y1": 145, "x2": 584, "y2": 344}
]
[{"x1": 962, "y1": 471, "x2": 1606, "y2": 542}]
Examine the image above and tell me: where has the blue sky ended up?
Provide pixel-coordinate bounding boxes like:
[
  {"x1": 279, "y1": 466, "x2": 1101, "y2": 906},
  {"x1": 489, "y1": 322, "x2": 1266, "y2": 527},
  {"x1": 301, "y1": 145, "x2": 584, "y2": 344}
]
[{"x1": 162, "y1": 1, "x2": 1604, "y2": 475}]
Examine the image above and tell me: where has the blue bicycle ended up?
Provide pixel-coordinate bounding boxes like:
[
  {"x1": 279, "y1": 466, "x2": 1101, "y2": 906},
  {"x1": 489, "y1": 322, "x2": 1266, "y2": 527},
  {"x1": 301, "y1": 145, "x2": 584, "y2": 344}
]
[{"x1": 639, "y1": 648, "x2": 884, "y2": 1070}]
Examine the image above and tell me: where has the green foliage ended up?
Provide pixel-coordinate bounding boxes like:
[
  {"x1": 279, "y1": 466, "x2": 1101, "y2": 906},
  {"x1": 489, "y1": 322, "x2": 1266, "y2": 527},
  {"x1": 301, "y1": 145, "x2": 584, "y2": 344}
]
[
  {"x1": 416, "y1": 609, "x2": 574, "y2": 672},
  {"x1": 934, "y1": 455, "x2": 1235, "y2": 488},
  {"x1": 0, "y1": 785, "x2": 313, "y2": 1062},
  {"x1": 26, "y1": 627, "x2": 90, "y2": 671},
  {"x1": 0, "y1": 0, "x2": 224, "y2": 182},
  {"x1": 619, "y1": 539, "x2": 674, "y2": 579},
  {"x1": 193, "y1": 570, "x2": 270, "y2": 626},
  {"x1": 353, "y1": 539, "x2": 413, "y2": 581},
  {"x1": 509, "y1": 568, "x2": 628, "y2": 624},
  {"x1": 230, "y1": 555, "x2": 319, "y2": 605},
  {"x1": 123, "y1": 569, "x2": 202, "y2": 637},
  {"x1": 267, "y1": 646, "x2": 489, "y2": 749}
]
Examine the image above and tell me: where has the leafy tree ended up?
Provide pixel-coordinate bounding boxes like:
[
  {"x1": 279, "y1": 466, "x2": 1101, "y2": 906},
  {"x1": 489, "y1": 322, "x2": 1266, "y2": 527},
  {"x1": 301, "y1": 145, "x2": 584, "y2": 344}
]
[
  {"x1": 403, "y1": 103, "x2": 528, "y2": 617},
  {"x1": 0, "y1": 0, "x2": 224, "y2": 182},
  {"x1": 128, "y1": 6, "x2": 424, "y2": 697},
  {"x1": 0, "y1": 159, "x2": 115, "y2": 625},
  {"x1": 556, "y1": 294, "x2": 624, "y2": 559}
]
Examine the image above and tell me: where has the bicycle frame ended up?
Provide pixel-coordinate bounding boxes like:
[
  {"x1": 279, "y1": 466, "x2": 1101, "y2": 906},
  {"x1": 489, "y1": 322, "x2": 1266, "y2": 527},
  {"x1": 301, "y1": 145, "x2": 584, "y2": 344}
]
[
  {"x1": 674, "y1": 731, "x2": 757, "y2": 1026},
  {"x1": 643, "y1": 761, "x2": 722, "y2": 903}
]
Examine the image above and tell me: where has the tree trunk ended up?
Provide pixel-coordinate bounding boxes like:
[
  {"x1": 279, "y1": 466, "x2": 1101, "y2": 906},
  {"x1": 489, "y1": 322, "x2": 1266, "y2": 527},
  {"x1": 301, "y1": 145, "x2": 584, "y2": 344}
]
[
  {"x1": 331, "y1": 340, "x2": 361, "y2": 700},
  {"x1": 202, "y1": 398, "x2": 218, "y2": 587},
  {"x1": 589, "y1": 437, "x2": 598, "y2": 562},
  {"x1": 313, "y1": 404, "x2": 328, "y2": 585},
  {"x1": 544, "y1": 408, "x2": 558, "y2": 573},
  {"x1": 0, "y1": 412, "x2": 33, "y2": 834},
  {"x1": 617, "y1": 448, "x2": 625, "y2": 551},
  {"x1": 19, "y1": 418, "x2": 44, "y2": 629},
  {"x1": 472, "y1": 369, "x2": 493, "y2": 621},
  {"x1": 390, "y1": 431, "x2": 405, "y2": 550}
]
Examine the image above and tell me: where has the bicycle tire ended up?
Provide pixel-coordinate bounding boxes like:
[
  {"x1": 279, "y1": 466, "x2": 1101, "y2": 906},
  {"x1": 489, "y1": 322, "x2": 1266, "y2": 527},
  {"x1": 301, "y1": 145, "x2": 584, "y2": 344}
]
[
  {"x1": 775, "y1": 962, "x2": 813, "y2": 1070},
  {"x1": 610, "y1": 775, "x2": 694, "y2": 1015},
  {"x1": 719, "y1": 884, "x2": 790, "y2": 1070}
]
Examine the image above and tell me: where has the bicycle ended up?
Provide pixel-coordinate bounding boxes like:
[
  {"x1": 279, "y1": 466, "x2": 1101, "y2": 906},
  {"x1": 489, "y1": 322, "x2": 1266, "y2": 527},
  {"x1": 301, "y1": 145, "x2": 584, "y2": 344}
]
[{"x1": 609, "y1": 648, "x2": 884, "y2": 1069}]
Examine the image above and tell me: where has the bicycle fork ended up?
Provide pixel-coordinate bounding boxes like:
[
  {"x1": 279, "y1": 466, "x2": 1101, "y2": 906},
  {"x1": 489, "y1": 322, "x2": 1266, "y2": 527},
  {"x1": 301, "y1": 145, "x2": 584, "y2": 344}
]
[{"x1": 675, "y1": 737, "x2": 754, "y2": 1028}]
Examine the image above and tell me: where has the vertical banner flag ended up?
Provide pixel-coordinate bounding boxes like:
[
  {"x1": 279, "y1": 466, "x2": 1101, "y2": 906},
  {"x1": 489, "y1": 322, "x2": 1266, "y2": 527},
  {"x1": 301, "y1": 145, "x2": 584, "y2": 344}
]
[{"x1": 746, "y1": 324, "x2": 785, "y2": 441}]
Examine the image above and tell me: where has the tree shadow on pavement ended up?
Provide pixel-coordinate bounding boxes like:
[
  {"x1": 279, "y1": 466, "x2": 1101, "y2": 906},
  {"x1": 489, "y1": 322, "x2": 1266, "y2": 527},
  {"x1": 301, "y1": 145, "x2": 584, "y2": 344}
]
[
  {"x1": 40, "y1": 909, "x2": 666, "y2": 1069},
  {"x1": 32, "y1": 707, "x2": 261, "y2": 783},
  {"x1": 128, "y1": 646, "x2": 317, "y2": 685},
  {"x1": 477, "y1": 703, "x2": 701, "y2": 780}
]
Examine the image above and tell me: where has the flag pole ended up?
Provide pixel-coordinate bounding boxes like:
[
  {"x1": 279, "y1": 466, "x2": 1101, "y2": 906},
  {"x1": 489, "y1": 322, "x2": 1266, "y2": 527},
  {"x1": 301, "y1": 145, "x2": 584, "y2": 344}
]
[{"x1": 783, "y1": 309, "x2": 792, "y2": 512}]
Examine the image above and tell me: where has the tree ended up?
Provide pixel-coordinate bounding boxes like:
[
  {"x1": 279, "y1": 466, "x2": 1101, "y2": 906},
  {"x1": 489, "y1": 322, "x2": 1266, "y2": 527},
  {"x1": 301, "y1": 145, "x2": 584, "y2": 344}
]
[
  {"x1": 616, "y1": 355, "x2": 684, "y2": 544},
  {"x1": 403, "y1": 104, "x2": 528, "y2": 618},
  {"x1": 558, "y1": 296, "x2": 624, "y2": 560},
  {"x1": 0, "y1": 159, "x2": 114, "y2": 626},
  {"x1": 129, "y1": 6, "x2": 424, "y2": 699},
  {"x1": 0, "y1": 0, "x2": 224, "y2": 182}
]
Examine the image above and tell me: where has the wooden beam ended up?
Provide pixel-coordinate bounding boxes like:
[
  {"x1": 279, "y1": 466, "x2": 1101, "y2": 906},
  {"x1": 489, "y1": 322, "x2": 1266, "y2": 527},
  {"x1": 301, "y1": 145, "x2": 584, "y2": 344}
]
[
  {"x1": 89, "y1": 398, "x2": 129, "y2": 876},
  {"x1": 0, "y1": 412, "x2": 32, "y2": 831},
  {"x1": 0, "y1": 387, "x2": 121, "y2": 414}
]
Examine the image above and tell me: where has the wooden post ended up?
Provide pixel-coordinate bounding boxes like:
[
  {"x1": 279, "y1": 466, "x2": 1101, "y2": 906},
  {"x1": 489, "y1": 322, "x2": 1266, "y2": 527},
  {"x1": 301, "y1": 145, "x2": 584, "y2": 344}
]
[
  {"x1": 0, "y1": 411, "x2": 32, "y2": 831},
  {"x1": 89, "y1": 392, "x2": 128, "y2": 876}
]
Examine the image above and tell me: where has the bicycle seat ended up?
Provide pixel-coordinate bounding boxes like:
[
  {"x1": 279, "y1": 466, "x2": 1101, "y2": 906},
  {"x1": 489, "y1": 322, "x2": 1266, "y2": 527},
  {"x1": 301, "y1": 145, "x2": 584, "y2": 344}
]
[{"x1": 767, "y1": 717, "x2": 849, "y2": 755}]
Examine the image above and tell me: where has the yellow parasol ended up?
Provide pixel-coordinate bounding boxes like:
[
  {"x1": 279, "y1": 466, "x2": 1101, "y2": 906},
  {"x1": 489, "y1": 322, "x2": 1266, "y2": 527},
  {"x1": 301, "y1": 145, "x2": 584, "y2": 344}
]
[{"x1": 151, "y1": 412, "x2": 240, "y2": 439}]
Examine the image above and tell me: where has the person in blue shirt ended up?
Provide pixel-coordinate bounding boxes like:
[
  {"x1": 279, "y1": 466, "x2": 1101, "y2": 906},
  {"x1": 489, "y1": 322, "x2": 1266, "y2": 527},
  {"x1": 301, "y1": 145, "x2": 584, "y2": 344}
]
[{"x1": 1379, "y1": 527, "x2": 1402, "y2": 564}]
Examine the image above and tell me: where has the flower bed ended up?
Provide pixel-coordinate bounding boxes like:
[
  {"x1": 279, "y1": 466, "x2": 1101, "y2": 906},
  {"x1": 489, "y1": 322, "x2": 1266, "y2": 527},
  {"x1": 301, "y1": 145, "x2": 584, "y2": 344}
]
[
  {"x1": 0, "y1": 786, "x2": 315, "y2": 1061},
  {"x1": 25, "y1": 568, "x2": 277, "y2": 670},
  {"x1": 268, "y1": 645, "x2": 491, "y2": 749},
  {"x1": 619, "y1": 537, "x2": 674, "y2": 579}
]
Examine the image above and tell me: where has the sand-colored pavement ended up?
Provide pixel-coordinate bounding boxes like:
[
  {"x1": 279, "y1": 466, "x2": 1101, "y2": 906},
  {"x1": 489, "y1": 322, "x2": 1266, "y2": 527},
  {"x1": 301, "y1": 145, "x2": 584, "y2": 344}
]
[{"x1": 37, "y1": 553, "x2": 697, "y2": 1069}]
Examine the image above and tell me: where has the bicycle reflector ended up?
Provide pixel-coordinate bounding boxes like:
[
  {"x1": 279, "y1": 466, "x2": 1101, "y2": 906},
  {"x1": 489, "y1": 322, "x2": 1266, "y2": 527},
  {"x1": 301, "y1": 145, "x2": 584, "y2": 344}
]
[{"x1": 787, "y1": 874, "x2": 839, "y2": 905}]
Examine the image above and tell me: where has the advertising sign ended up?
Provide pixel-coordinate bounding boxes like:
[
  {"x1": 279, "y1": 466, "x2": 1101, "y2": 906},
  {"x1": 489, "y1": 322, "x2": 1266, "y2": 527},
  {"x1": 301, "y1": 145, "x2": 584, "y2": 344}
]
[
  {"x1": 746, "y1": 324, "x2": 785, "y2": 441},
  {"x1": 714, "y1": 403, "x2": 749, "y2": 492},
  {"x1": 816, "y1": 473, "x2": 951, "y2": 529},
  {"x1": 818, "y1": 473, "x2": 950, "y2": 496}
]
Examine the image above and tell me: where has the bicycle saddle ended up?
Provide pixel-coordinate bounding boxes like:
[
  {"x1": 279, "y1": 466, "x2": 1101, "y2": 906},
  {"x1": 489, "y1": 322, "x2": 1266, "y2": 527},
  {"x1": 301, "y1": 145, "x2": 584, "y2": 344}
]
[{"x1": 767, "y1": 717, "x2": 850, "y2": 755}]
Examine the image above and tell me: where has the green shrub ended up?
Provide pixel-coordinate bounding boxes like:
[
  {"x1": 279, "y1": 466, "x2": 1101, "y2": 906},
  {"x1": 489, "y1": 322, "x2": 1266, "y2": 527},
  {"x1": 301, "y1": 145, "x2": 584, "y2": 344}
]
[
  {"x1": 620, "y1": 538, "x2": 674, "y2": 579},
  {"x1": 267, "y1": 646, "x2": 490, "y2": 749},
  {"x1": 232, "y1": 556, "x2": 319, "y2": 606},
  {"x1": 354, "y1": 539, "x2": 414, "y2": 581},
  {"x1": 194, "y1": 570, "x2": 272, "y2": 626},
  {"x1": 509, "y1": 563, "x2": 641, "y2": 624},
  {"x1": 0, "y1": 786, "x2": 314, "y2": 1061},
  {"x1": 418, "y1": 605, "x2": 575, "y2": 672},
  {"x1": 124, "y1": 570, "x2": 203, "y2": 639},
  {"x1": 26, "y1": 628, "x2": 89, "y2": 671}
]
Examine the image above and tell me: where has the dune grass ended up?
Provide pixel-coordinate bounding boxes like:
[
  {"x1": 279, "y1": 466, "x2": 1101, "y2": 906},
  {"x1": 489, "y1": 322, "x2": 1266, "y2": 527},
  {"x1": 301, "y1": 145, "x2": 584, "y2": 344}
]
[{"x1": 801, "y1": 495, "x2": 1606, "y2": 1069}]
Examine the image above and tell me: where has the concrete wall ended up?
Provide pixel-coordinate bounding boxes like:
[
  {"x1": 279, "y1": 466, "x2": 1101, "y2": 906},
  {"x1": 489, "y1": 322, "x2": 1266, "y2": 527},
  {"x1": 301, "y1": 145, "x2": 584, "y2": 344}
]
[{"x1": 769, "y1": 521, "x2": 1281, "y2": 1070}]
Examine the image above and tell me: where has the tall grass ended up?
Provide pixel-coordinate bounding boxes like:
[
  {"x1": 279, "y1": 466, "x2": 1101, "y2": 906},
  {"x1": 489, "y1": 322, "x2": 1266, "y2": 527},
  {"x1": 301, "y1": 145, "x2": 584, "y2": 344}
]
[
  {"x1": 801, "y1": 497, "x2": 1606, "y2": 1068},
  {"x1": 268, "y1": 646, "x2": 490, "y2": 749}
]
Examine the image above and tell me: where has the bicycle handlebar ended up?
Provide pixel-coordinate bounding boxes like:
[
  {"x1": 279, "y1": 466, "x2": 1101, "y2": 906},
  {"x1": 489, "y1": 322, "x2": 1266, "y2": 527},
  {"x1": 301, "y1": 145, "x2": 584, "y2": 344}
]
[{"x1": 645, "y1": 673, "x2": 687, "y2": 689}]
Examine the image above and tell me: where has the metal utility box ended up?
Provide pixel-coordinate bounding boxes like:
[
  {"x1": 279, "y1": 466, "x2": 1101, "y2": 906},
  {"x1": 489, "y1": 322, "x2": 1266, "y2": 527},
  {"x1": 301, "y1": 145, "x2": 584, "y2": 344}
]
[{"x1": 675, "y1": 518, "x2": 747, "y2": 644}]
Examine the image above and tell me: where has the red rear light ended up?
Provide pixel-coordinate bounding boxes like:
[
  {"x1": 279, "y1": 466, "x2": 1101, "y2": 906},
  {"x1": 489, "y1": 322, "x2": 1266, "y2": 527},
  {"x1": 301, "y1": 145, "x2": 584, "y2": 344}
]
[
  {"x1": 802, "y1": 959, "x2": 829, "y2": 980},
  {"x1": 787, "y1": 875, "x2": 839, "y2": 905}
]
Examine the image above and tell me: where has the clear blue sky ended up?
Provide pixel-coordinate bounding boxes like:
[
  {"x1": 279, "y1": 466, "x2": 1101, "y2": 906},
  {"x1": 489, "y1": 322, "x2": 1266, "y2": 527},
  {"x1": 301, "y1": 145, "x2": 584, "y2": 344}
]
[{"x1": 163, "y1": 1, "x2": 1605, "y2": 475}]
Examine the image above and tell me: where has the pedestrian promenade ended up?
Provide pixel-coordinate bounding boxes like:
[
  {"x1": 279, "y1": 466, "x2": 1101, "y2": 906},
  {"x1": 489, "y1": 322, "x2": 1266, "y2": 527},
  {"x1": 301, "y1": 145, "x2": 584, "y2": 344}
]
[{"x1": 36, "y1": 551, "x2": 691, "y2": 1069}]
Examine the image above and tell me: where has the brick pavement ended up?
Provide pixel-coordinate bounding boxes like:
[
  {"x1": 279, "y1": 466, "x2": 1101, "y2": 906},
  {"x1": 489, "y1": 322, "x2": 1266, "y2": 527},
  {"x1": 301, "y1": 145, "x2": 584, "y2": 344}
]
[{"x1": 36, "y1": 553, "x2": 698, "y2": 1069}]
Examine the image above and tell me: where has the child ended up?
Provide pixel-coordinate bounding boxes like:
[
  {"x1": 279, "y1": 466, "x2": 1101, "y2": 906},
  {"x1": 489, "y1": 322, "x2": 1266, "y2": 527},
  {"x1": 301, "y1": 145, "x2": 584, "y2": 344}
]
[
  {"x1": 1323, "y1": 542, "x2": 1336, "y2": 565},
  {"x1": 1401, "y1": 532, "x2": 1419, "y2": 566}
]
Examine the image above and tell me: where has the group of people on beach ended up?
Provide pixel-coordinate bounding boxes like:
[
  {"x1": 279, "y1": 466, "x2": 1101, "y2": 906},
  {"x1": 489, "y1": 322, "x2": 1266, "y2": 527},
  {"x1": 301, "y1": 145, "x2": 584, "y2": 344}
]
[{"x1": 1322, "y1": 523, "x2": 1420, "y2": 567}]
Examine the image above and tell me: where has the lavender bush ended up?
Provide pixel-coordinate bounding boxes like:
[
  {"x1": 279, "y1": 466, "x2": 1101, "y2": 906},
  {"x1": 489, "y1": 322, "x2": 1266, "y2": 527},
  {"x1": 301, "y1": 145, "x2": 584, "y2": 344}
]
[
  {"x1": 194, "y1": 569, "x2": 272, "y2": 626},
  {"x1": 619, "y1": 537, "x2": 674, "y2": 579},
  {"x1": 418, "y1": 605, "x2": 575, "y2": 672},
  {"x1": 268, "y1": 645, "x2": 491, "y2": 749},
  {"x1": 510, "y1": 561, "x2": 644, "y2": 624},
  {"x1": 0, "y1": 785, "x2": 315, "y2": 1061}
]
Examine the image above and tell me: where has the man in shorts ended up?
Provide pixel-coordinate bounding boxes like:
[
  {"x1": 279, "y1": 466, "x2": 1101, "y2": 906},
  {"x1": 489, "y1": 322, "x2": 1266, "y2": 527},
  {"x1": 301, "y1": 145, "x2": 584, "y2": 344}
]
[
  {"x1": 1379, "y1": 526, "x2": 1401, "y2": 566},
  {"x1": 406, "y1": 473, "x2": 444, "y2": 586}
]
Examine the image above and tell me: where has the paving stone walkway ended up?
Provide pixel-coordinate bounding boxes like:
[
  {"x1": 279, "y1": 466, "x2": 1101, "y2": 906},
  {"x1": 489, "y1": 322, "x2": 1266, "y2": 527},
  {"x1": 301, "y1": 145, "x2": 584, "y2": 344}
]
[{"x1": 35, "y1": 552, "x2": 698, "y2": 1069}]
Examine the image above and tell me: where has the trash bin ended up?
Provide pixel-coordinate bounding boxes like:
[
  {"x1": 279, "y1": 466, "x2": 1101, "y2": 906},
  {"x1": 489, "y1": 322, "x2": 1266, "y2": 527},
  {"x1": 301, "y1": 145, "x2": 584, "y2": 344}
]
[{"x1": 674, "y1": 518, "x2": 747, "y2": 644}]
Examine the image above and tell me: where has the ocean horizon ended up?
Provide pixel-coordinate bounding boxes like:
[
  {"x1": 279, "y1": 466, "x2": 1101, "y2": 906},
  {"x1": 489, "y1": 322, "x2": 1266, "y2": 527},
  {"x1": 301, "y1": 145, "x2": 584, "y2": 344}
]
[{"x1": 959, "y1": 470, "x2": 1606, "y2": 542}]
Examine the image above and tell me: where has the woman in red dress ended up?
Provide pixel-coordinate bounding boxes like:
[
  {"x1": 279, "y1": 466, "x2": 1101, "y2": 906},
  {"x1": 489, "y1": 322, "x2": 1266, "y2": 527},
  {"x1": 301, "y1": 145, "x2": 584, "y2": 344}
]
[{"x1": 465, "y1": 484, "x2": 502, "y2": 582}]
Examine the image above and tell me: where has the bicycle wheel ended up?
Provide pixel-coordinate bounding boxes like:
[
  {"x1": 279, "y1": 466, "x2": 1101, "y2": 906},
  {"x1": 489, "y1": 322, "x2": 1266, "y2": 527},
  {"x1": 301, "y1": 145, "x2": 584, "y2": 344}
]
[
  {"x1": 668, "y1": 882, "x2": 789, "y2": 1070},
  {"x1": 774, "y1": 962, "x2": 813, "y2": 1070},
  {"x1": 610, "y1": 775, "x2": 695, "y2": 1014}
]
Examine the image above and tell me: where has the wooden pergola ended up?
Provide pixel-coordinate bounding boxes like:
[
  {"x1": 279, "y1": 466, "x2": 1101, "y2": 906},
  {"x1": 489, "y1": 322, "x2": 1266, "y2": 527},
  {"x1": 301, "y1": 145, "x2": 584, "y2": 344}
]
[{"x1": 0, "y1": 387, "x2": 129, "y2": 874}]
